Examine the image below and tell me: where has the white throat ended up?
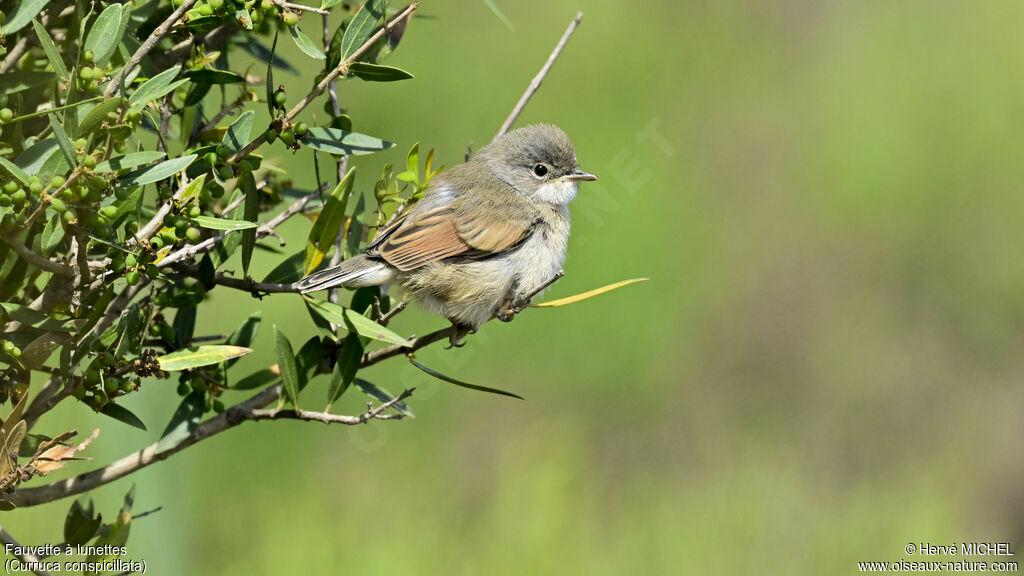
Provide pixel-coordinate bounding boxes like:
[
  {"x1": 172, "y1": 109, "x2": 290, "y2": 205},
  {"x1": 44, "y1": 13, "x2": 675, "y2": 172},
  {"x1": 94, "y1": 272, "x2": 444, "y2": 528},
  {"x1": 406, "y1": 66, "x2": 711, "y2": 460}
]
[{"x1": 533, "y1": 179, "x2": 579, "y2": 206}]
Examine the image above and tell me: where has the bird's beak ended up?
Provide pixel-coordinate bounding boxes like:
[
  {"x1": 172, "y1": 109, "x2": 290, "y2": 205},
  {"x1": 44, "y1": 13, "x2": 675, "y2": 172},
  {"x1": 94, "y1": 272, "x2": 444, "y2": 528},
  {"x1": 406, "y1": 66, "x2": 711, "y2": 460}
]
[{"x1": 562, "y1": 168, "x2": 598, "y2": 182}]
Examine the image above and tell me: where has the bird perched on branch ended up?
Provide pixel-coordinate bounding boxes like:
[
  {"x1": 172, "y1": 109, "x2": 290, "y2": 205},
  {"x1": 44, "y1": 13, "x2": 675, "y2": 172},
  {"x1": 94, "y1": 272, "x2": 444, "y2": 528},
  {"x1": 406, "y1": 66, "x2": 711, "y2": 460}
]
[{"x1": 295, "y1": 124, "x2": 597, "y2": 344}]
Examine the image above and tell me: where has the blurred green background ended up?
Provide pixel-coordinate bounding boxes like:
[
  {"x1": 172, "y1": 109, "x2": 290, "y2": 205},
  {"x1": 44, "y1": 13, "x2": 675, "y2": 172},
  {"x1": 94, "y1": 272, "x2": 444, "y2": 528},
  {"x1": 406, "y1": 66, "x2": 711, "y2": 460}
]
[{"x1": 10, "y1": 0, "x2": 1024, "y2": 573}]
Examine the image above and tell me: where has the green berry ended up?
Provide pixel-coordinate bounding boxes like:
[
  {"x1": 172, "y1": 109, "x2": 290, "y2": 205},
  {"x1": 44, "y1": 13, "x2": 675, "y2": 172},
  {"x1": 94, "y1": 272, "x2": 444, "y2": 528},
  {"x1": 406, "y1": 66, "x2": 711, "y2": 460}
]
[
  {"x1": 213, "y1": 399, "x2": 225, "y2": 413},
  {"x1": 177, "y1": 382, "x2": 190, "y2": 396},
  {"x1": 0, "y1": 196, "x2": 10, "y2": 207},
  {"x1": 3, "y1": 180, "x2": 18, "y2": 194},
  {"x1": 282, "y1": 10, "x2": 299, "y2": 26},
  {"x1": 185, "y1": 226, "x2": 202, "y2": 243},
  {"x1": 104, "y1": 377, "x2": 119, "y2": 395},
  {"x1": 10, "y1": 189, "x2": 26, "y2": 204},
  {"x1": 79, "y1": 67, "x2": 94, "y2": 81},
  {"x1": 0, "y1": 108, "x2": 13, "y2": 123},
  {"x1": 50, "y1": 175, "x2": 66, "y2": 189},
  {"x1": 125, "y1": 270, "x2": 141, "y2": 285},
  {"x1": 198, "y1": 2, "x2": 213, "y2": 15},
  {"x1": 216, "y1": 145, "x2": 229, "y2": 159},
  {"x1": 273, "y1": 88, "x2": 287, "y2": 107},
  {"x1": 29, "y1": 180, "x2": 43, "y2": 195},
  {"x1": 82, "y1": 50, "x2": 94, "y2": 64},
  {"x1": 125, "y1": 253, "x2": 138, "y2": 267},
  {"x1": 83, "y1": 155, "x2": 97, "y2": 169},
  {"x1": 73, "y1": 384, "x2": 87, "y2": 400},
  {"x1": 210, "y1": 0, "x2": 224, "y2": 8},
  {"x1": 293, "y1": 122, "x2": 308, "y2": 136},
  {"x1": 101, "y1": 205, "x2": 118, "y2": 220},
  {"x1": 265, "y1": 128, "x2": 277, "y2": 143},
  {"x1": 188, "y1": 205, "x2": 201, "y2": 218},
  {"x1": 161, "y1": 230, "x2": 177, "y2": 245},
  {"x1": 50, "y1": 198, "x2": 67, "y2": 213},
  {"x1": 218, "y1": 165, "x2": 234, "y2": 181},
  {"x1": 280, "y1": 128, "x2": 295, "y2": 146}
]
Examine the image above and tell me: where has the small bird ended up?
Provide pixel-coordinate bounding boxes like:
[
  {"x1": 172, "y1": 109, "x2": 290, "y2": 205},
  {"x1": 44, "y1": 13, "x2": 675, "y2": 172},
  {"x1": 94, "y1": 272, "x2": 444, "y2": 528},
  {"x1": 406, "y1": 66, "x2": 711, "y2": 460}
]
[{"x1": 295, "y1": 124, "x2": 597, "y2": 342}]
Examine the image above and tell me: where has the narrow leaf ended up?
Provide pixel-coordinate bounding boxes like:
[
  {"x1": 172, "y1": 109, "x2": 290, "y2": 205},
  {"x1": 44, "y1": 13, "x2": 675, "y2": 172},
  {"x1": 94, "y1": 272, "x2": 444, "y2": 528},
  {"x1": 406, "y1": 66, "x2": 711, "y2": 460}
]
[
  {"x1": 0, "y1": 157, "x2": 30, "y2": 185},
  {"x1": 79, "y1": 98, "x2": 125, "y2": 135},
  {"x1": 84, "y1": 3, "x2": 125, "y2": 67},
  {"x1": 117, "y1": 154, "x2": 197, "y2": 187},
  {"x1": 183, "y1": 69, "x2": 246, "y2": 84},
  {"x1": 127, "y1": 65, "x2": 183, "y2": 111},
  {"x1": 64, "y1": 497, "x2": 101, "y2": 545},
  {"x1": 233, "y1": 368, "x2": 278, "y2": 390},
  {"x1": 48, "y1": 113, "x2": 76, "y2": 167},
  {"x1": 274, "y1": 326, "x2": 300, "y2": 408},
  {"x1": 289, "y1": 25, "x2": 326, "y2": 60},
  {"x1": 339, "y1": 0, "x2": 385, "y2": 60},
  {"x1": 32, "y1": 19, "x2": 68, "y2": 81},
  {"x1": 191, "y1": 215, "x2": 258, "y2": 230},
  {"x1": 156, "y1": 391, "x2": 205, "y2": 453},
  {"x1": 304, "y1": 298, "x2": 409, "y2": 346},
  {"x1": 94, "y1": 151, "x2": 166, "y2": 173},
  {"x1": 532, "y1": 278, "x2": 650, "y2": 308},
  {"x1": 99, "y1": 403, "x2": 147, "y2": 431},
  {"x1": 354, "y1": 378, "x2": 413, "y2": 416},
  {"x1": 2, "y1": 0, "x2": 51, "y2": 34},
  {"x1": 304, "y1": 167, "x2": 354, "y2": 273},
  {"x1": 156, "y1": 345, "x2": 253, "y2": 371},
  {"x1": 222, "y1": 110, "x2": 255, "y2": 154},
  {"x1": 326, "y1": 334, "x2": 361, "y2": 408},
  {"x1": 302, "y1": 127, "x2": 394, "y2": 156},
  {"x1": 225, "y1": 312, "x2": 261, "y2": 369},
  {"x1": 408, "y1": 356, "x2": 523, "y2": 400},
  {"x1": 349, "y1": 62, "x2": 413, "y2": 82}
]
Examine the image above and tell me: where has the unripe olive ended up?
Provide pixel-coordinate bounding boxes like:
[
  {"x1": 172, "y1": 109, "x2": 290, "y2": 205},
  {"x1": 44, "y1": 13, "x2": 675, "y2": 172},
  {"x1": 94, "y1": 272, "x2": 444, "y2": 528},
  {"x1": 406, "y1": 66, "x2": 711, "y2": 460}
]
[
  {"x1": 146, "y1": 263, "x2": 159, "y2": 277},
  {"x1": 79, "y1": 67, "x2": 94, "y2": 81},
  {"x1": 125, "y1": 253, "x2": 138, "y2": 267},
  {"x1": 282, "y1": 10, "x2": 299, "y2": 26},
  {"x1": 101, "y1": 205, "x2": 118, "y2": 220},
  {"x1": 293, "y1": 122, "x2": 308, "y2": 136},
  {"x1": 177, "y1": 381, "x2": 190, "y2": 396},
  {"x1": 111, "y1": 254, "x2": 126, "y2": 272},
  {"x1": 188, "y1": 205, "x2": 201, "y2": 218},
  {"x1": 216, "y1": 144, "x2": 229, "y2": 159},
  {"x1": 50, "y1": 175, "x2": 66, "y2": 189},
  {"x1": 50, "y1": 197, "x2": 67, "y2": 213},
  {"x1": 210, "y1": 0, "x2": 224, "y2": 9},
  {"x1": 82, "y1": 50, "x2": 94, "y2": 63},
  {"x1": 83, "y1": 155, "x2": 97, "y2": 169},
  {"x1": 205, "y1": 152, "x2": 218, "y2": 167},
  {"x1": 265, "y1": 128, "x2": 277, "y2": 143},
  {"x1": 104, "y1": 377, "x2": 119, "y2": 395},
  {"x1": 88, "y1": 175, "x2": 106, "y2": 191},
  {"x1": 213, "y1": 399, "x2": 225, "y2": 413},
  {"x1": 198, "y1": 2, "x2": 213, "y2": 15},
  {"x1": 0, "y1": 196, "x2": 10, "y2": 207},
  {"x1": 10, "y1": 189, "x2": 26, "y2": 204},
  {"x1": 273, "y1": 89, "x2": 288, "y2": 107},
  {"x1": 0, "y1": 108, "x2": 14, "y2": 123},
  {"x1": 218, "y1": 165, "x2": 234, "y2": 181},
  {"x1": 73, "y1": 384, "x2": 87, "y2": 400},
  {"x1": 280, "y1": 128, "x2": 294, "y2": 146},
  {"x1": 161, "y1": 230, "x2": 177, "y2": 245},
  {"x1": 125, "y1": 270, "x2": 141, "y2": 285},
  {"x1": 191, "y1": 377, "x2": 204, "y2": 392},
  {"x1": 3, "y1": 180, "x2": 18, "y2": 194},
  {"x1": 185, "y1": 226, "x2": 202, "y2": 243}
]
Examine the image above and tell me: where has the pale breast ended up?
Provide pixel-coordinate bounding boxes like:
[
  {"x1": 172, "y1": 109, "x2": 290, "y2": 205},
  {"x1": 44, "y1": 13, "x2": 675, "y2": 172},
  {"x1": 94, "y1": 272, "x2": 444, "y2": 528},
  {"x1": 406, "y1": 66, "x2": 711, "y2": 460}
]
[{"x1": 508, "y1": 205, "x2": 571, "y2": 301}]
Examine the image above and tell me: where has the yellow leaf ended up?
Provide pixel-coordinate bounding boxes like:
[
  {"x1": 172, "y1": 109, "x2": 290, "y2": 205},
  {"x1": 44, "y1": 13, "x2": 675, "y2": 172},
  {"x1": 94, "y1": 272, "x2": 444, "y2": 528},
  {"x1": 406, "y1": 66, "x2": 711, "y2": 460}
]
[{"x1": 531, "y1": 278, "x2": 649, "y2": 308}]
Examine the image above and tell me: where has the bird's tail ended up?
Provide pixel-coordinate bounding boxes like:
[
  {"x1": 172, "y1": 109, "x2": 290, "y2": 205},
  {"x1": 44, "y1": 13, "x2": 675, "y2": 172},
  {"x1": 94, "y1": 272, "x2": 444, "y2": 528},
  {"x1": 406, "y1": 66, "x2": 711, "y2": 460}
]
[{"x1": 294, "y1": 255, "x2": 393, "y2": 293}]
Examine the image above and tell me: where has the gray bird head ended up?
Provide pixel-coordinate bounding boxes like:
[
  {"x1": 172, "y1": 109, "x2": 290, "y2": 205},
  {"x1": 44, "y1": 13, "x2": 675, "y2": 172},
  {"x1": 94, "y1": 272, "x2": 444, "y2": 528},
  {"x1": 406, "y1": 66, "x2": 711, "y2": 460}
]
[{"x1": 476, "y1": 124, "x2": 597, "y2": 204}]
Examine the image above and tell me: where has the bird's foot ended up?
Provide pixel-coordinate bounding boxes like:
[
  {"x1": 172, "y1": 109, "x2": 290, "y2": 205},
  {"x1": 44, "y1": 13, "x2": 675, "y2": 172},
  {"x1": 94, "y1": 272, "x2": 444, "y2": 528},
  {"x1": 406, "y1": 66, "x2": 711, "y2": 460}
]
[{"x1": 445, "y1": 323, "x2": 475, "y2": 348}]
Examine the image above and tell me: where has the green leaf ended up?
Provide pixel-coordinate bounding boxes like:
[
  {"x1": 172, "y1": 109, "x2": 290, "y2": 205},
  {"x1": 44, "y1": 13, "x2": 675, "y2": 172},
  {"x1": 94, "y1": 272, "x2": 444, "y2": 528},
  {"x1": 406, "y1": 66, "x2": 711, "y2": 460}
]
[
  {"x1": 326, "y1": 333, "x2": 361, "y2": 409},
  {"x1": 304, "y1": 167, "x2": 354, "y2": 274},
  {"x1": 191, "y1": 215, "x2": 258, "y2": 231},
  {"x1": 241, "y1": 172, "x2": 258, "y2": 275},
  {"x1": 99, "y1": 403, "x2": 147, "y2": 431},
  {"x1": 408, "y1": 356, "x2": 524, "y2": 400},
  {"x1": 180, "y1": 173, "x2": 206, "y2": 204},
  {"x1": 304, "y1": 299, "x2": 409, "y2": 346},
  {"x1": 302, "y1": 127, "x2": 394, "y2": 156},
  {"x1": 295, "y1": 336, "x2": 323, "y2": 389},
  {"x1": 354, "y1": 378, "x2": 413, "y2": 417},
  {"x1": 183, "y1": 69, "x2": 246, "y2": 84},
  {"x1": 406, "y1": 141, "x2": 419, "y2": 175},
  {"x1": 79, "y1": 98, "x2": 125, "y2": 135},
  {"x1": 289, "y1": 25, "x2": 325, "y2": 60},
  {"x1": 482, "y1": 0, "x2": 515, "y2": 31},
  {"x1": 40, "y1": 213, "x2": 65, "y2": 255},
  {"x1": 261, "y1": 250, "x2": 304, "y2": 284},
  {"x1": 339, "y1": 0, "x2": 385, "y2": 61},
  {"x1": 156, "y1": 345, "x2": 253, "y2": 371},
  {"x1": 2, "y1": 0, "x2": 51, "y2": 34},
  {"x1": 234, "y1": 5, "x2": 253, "y2": 29},
  {"x1": 48, "y1": 113, "x2": 76, "y2": 167},
  {"x1": 531, "y1": 278, "x2": 650, "y2": 308},
  {"x1": 156, "y1": 390, "x2": 205, "y2": 453},
  {"x1": 0, "y1": 71, "x2": 55, "y2": 94},
  {"x1": 266, "y1": 29, "x2": 279, "y2": 117},
  {"x1": 274, "y1": 326, "x2": 300, "y2": 408},
  {"x1": 222, "y1": 110, "x2": 255, "y2": 154},
  {"x1": 349, "y1": 62, "x2": 413, "y2": 82},
  {"x1": 117, "y1": 154, "x2": 197, "y2": 187},
  {"x1": 32, "y1": 19, "x2": 68, "y2": 81},
  {"x1": 85, "y1": 3, "x2": 126, "y2": 67},
  {"x1": 321, "y1": 0, "x2": 344, "y2": 10},
  {"x1": 225, "y1": 312, "x2": 261, "y2": 369},
  {"x1": 64, "y1": 497, "x2": 101, "y2": 545},
  {"x1": 0, "y1": 157, "x2": 30, "y2": 186},
  {"x1": 94, "y1": 151, "x2": 166, "y2": 173},
  {"x1": 127, "y1": 65, "x2": 185, "y2": 113},
  {"x1": 233, "y1": 368, "x2": 278, "y2": 390}
]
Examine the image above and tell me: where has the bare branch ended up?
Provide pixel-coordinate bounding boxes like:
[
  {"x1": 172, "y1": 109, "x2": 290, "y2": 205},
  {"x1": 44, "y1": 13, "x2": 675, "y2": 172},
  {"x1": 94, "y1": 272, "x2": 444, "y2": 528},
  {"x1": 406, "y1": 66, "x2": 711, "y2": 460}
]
[
  {"x1": 1, "y1": 233, "x2": 73, "y2": 276},
  {"x1": 360, "y1": 326, "x2": 455, "y2": 368},
  {"x1": 7, "y1": 384, "x2": 412, "y2": 508},
  {"x1": 492, "y1": 12, "x2": 584, "y2": 142},
  {"x1": 227, "y1": 3, "x2": 420, "y2": 164},
  {"x1": 104, "y1": 0, "x2": 201, "y2": 97},
  {"x1": 273, "y1": 0, "x2": 329, "y2": 15}
]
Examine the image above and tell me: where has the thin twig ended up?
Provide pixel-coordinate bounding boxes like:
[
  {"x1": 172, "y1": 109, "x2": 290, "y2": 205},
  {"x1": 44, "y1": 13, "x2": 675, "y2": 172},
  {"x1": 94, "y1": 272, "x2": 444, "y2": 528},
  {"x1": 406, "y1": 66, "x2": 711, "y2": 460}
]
[
  {"x1": 227, "y1": 3, "x2": 419, "y2": 164},
  {"x1": 360, "y1": 326, "x2": 455, "y2": 368},
  {"x1": 105, "y1": 0, "x2": 201, "y2": 97},
  {"x1": 377, "y1": 299, "x2": 408, "y2": 326},
  {"x1": 492, "y1": 12, "x2": 584, "y2": 142},
  {"x1": 273, "y1": 0, "x2": 329, "y2": 15},
  {"x1": 0, "y1": 37, "x2": 30, "y2": 74},
  {"x1": 7, "y1": 384, "x2": 412, "y2": 507}
]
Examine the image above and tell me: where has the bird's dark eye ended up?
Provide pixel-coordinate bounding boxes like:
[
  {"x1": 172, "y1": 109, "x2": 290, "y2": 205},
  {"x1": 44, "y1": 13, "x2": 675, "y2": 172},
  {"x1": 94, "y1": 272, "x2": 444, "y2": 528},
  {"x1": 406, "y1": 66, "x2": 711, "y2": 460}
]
[{"x1": 533, "y1": 164, "x2": 548, "y2": 177}]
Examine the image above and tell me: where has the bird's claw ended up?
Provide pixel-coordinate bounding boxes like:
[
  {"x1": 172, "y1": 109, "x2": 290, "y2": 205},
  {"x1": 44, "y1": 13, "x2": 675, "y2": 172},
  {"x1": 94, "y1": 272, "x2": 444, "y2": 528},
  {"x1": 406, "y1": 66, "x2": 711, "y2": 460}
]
[{"x1": 445, "y1": 323, "x2": 474, "y2": 348}]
